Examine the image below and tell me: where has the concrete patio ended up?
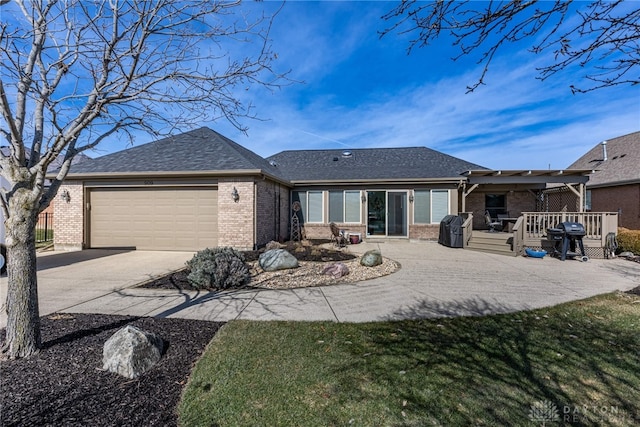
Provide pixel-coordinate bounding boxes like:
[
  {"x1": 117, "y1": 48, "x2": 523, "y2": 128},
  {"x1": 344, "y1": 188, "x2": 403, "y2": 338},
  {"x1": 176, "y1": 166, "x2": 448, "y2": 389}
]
[{"x1": 1, "y1": 241, "x2": 640, "y2": 328}]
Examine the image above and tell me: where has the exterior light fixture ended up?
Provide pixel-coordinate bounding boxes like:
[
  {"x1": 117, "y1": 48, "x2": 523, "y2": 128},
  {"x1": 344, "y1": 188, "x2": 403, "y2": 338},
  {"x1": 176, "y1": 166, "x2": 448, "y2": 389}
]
[
  {"x1": 60, "y1": 189, "x2": 71, "y2": 203},
  {"x1": 361, "y1": 193, "x2": 366, "y2": 203},
  {"x1": 231, "y1": 186, "x2": 239, "y2": 202},
  {"x1": 409, "y1": 194, "x2": 414, "y2": 203}
]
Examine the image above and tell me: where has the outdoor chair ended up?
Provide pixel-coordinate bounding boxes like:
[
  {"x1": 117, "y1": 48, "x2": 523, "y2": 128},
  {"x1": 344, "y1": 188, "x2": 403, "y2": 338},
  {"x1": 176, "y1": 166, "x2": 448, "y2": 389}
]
[
  {"x1": 329, "y1": 222, "x2": 348, "y2": 248},
  {"x1": 484, "y1": 211, "x2": 503, "y2": 232}
]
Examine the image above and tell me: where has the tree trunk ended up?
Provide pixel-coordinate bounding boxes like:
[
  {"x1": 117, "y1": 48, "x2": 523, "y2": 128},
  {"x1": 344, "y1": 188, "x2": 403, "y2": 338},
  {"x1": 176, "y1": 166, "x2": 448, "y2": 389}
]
[{"x1": 2, "y1": 211, "x2": 40, "y2": 358}]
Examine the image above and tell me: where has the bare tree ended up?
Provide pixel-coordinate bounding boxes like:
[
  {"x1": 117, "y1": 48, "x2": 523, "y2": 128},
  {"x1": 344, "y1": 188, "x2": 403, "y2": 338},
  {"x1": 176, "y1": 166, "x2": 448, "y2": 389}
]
[
  {"x1": 0, "y1": 0, "x2": 287, "y2": 358},
  {"x1": 381, "y1": 0, "x2": 640, "y2": 93}
]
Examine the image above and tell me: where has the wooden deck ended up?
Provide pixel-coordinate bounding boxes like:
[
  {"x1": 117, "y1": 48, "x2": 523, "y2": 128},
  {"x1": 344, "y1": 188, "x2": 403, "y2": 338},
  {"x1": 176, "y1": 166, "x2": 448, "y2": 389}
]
[
  {"x1": 461, "y1": 212, "x2": 618, "y2": 258},
  {"x1": 466, "y1": 231, "x2": 515, "y2": 256}
]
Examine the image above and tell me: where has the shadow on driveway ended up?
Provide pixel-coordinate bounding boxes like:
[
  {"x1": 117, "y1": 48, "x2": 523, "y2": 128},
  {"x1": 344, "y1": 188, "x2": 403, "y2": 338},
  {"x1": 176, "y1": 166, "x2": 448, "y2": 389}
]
[
  {"x1": 387, "y1": 297, "x2": 525, "y2": 320},
  {"x1": 36, "y1": 249, "x2": 135, "y2": 271}
]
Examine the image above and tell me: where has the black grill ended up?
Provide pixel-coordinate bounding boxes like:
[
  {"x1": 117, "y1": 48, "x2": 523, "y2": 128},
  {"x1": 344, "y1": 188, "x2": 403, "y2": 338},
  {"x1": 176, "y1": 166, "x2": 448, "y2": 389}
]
[
  {"x1": 547, "y1": 222, "x2": 588, "y2": 261},
  {"x1": 558, "y1": 222, "x2": 586, "y2": 237}
]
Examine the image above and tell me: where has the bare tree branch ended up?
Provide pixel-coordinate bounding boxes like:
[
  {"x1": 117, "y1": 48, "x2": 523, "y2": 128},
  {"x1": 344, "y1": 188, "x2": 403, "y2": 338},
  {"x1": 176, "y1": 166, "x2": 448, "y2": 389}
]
[
  {"x1": 0, "y1": 0, "x2": 290, "y2": 358},
  {"x1": 381, "y1": 0, "x2": 639, "y2": 93}
]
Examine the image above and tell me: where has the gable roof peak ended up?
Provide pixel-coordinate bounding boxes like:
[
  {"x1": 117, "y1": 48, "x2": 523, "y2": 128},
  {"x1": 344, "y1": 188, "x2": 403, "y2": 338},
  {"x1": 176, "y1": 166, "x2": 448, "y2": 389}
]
[{"x1": 64, "y1": 126, "x2": 284, "y2": 178}]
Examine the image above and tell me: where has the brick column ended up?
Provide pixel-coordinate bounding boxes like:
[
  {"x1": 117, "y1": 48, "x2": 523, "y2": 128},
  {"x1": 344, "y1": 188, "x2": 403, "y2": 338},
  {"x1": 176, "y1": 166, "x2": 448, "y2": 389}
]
[
  {"x1": 53, "y1": 181, "x2": 84, "y2": 251},
  {"x1": 217, "y1": 179, "x2": 255, "y2": 250}
]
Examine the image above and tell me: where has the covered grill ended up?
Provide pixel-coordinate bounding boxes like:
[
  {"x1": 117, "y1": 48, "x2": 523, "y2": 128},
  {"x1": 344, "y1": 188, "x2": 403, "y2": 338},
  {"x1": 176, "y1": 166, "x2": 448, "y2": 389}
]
[
  {"x1": 547, "y1": 221, "x2": 588, "y2": 261},
  {"x1": 438, "y1": 215, "x2": 464, "y2": 248}
]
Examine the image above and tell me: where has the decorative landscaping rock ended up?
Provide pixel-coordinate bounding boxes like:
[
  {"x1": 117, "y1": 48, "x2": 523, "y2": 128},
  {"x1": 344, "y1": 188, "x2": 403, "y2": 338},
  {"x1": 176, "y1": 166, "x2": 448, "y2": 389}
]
[
  {"x1": 259, "y1": 249, "x2": 299, "y2": 272},
  {"x1": 620, "y1": 251, "x2": 635, "y2": 258},
  {"x1": 103, "y1": 325, "x2": 164, "y2": 379},
  {"x1": 322, "y1": 262, "x2": 349, "y2": 279},
  {"x1": 360, "y1": 250, "x2": 383, "y2": 267}
]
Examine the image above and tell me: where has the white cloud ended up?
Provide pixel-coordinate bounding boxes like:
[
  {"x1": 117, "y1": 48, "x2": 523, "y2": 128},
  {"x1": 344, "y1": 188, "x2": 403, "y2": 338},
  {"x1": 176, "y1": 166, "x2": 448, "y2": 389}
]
[{"x1": 95, "y1": 1, "x2": 639, "y2": 173}]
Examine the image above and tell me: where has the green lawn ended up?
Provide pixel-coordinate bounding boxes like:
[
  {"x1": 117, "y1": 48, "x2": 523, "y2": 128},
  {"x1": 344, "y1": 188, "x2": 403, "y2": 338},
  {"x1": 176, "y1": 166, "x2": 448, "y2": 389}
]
[{"x1": 179, "y1": 292, "x2": 640, "y2": 426}]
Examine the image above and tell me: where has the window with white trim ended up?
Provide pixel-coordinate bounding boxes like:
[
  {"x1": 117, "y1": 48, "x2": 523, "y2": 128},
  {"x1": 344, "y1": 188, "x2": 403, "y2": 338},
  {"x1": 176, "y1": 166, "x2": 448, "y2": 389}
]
[
  {"x1": 329, "y1": 190, "x2": 361, "y2": 223},
  {"x1": 292, "y1": 191, "x2": 323, "y2": 223},
  {"x1": 414, "y1": 190, "x2": 450, "y2": 224}
]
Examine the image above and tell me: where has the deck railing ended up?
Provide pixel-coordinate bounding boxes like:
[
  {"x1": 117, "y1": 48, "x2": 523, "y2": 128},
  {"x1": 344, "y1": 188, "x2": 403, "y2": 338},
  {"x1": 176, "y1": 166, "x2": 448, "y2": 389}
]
[
  {"x1": 514, "y1": 211, "x2": 618, "y2": 254},
  {"x1": 459, "y1": 212, "x2": 474, "y2": 248}
]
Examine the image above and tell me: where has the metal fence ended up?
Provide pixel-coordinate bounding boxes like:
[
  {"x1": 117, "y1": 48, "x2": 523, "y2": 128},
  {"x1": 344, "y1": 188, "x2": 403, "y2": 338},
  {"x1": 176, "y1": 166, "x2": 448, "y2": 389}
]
[{"x1": 36, "y1": 212, "x2": 54, "y2": 243}]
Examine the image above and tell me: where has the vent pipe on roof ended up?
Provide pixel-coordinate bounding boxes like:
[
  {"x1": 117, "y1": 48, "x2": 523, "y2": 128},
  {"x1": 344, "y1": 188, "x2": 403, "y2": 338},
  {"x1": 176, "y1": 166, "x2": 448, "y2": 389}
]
[{"x1": 602, "y1": 140, "x2": 608, "y2": 161}]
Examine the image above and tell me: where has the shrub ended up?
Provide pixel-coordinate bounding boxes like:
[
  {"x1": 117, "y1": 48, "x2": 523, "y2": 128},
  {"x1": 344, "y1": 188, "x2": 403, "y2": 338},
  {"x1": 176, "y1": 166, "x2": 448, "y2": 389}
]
[
  {"x1": 186, "y1": 247, "x2": 250, "y2": 290},
  {"x1": 617, "y1": 228, "x2": 640, "y2": 254}
]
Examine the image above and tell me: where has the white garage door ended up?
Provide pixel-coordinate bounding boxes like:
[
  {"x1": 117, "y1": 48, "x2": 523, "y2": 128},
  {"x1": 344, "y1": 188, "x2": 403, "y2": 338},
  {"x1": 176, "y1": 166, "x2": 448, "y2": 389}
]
[{"x1": 89, "y1": 187, "x2": 218, "y2": 251}]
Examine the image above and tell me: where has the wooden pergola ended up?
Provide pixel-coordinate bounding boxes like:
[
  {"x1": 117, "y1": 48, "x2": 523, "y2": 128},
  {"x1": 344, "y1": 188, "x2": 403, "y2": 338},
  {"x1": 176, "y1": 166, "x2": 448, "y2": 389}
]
[{"x1": 459, "y1": 169, "x2": 595, "y2": 213}]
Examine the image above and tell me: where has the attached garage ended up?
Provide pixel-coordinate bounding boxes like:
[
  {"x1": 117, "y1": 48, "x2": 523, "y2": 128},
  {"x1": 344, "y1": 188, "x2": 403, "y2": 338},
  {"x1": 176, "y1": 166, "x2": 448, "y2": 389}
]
[
  {"x1": 88, "y1": 187, "x2": 218, "y2": 251},
  {"x1": 53, "y1": 127, "x2": 290, "y2": 251}
]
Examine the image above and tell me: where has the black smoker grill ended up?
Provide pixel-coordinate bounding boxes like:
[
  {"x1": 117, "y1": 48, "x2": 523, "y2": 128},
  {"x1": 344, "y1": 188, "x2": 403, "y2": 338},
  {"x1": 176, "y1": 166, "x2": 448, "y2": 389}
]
[{"x1": 547, "y1": 222, "x2": 589, "y2": 261}]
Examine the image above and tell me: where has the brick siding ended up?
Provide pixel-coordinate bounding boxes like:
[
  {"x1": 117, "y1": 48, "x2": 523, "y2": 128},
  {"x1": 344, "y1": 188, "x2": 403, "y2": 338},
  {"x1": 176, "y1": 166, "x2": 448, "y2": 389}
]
[
  {"x1": 466, "y1": 190, "x2": 538, "y2": 230},
  {"x1": 217, "y1": 179, "x2": 255, "y2": 250},
  {"x1": 53, "y1": 181, "x2": 84, "y2": 251},
  {"x1": 409, "y1": 224, "x2": 440, "y2": 240},
  {"x1": 591, "y1": 184, "x2": 640, "y2": 230}
]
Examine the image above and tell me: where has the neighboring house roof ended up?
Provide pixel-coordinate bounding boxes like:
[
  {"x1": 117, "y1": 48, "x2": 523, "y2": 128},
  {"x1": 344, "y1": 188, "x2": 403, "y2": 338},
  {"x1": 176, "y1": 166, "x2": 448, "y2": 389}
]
[
  {"x1": 49, "y1": 152, "x2": 92, "y2": 171},
  {"x1": 267, "y1": 147, "x2": 487, "y2": 183},
  {"x1": 0, "y1": 147, "x2": 91, "y2": 168},
  {"x1": 1, "y1": 147, "x2": 90, "y2": 186},
  {"x1": 567, "y1": 131, "x2": 640, "y2": 188},
  {"x1": 65, "y1": 127, "x2": 285, "y2": 181}
]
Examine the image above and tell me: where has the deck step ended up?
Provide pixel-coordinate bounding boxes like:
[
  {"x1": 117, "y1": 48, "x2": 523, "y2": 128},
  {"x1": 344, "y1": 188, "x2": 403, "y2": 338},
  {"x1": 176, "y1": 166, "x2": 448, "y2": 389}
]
[{"x1": 467, "y1": 232, "x2": 515, "y2": 256}]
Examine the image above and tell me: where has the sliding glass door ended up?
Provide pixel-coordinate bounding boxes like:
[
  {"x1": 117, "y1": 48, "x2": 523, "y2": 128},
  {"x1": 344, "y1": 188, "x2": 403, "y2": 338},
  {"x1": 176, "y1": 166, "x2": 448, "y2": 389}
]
[{"x1": 366, "y1": 191, "x2": 407, "y2": 237}]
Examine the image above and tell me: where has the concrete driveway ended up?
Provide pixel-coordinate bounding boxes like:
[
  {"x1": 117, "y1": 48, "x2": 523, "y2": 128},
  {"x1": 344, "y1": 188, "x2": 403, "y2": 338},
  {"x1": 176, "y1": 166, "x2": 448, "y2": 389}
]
[
  {"x1": 0, "y1": 249, "x2": 194, "y2": 329},
  {"x1": 1, "y1": 242, "x2": 640, "y2": 328}
]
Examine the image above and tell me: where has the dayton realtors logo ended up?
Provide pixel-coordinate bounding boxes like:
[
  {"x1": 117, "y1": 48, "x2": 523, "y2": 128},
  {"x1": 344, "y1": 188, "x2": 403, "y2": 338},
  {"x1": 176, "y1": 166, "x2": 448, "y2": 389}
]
[
  {"x1": 529, "y1": 401, "x2": 560, "y2": 425},
  {"x1": 528, "y1": 400, "x2": 630, "y2": 425}
]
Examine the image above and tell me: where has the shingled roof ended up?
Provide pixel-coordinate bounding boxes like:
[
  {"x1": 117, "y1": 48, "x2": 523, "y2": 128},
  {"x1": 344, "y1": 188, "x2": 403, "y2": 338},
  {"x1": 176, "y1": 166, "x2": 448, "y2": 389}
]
[
  {"x1": 567, "y1": 131, "x2": 640, "y2": 187},
  {"x1": 266, "y1": 147, "x2": 487, "y2": 183},
  {"x1": 65, "y1": 127, "x2": 487, "y2": 184},
  {"x1": 66, "y1": 127, "x2": 284, "y2": 179}
]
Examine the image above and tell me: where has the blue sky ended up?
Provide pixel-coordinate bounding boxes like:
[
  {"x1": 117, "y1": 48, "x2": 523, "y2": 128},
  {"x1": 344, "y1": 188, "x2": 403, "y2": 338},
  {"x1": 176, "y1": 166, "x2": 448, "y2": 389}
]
[{"x1": 89, "y1": 1, "x2": 640, "y2": 169}]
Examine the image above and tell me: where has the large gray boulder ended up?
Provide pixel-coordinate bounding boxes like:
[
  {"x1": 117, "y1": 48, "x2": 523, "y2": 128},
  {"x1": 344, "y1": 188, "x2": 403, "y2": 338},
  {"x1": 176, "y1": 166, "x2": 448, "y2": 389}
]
[
  {"x1": 259, "y1": 249, "x2": 299, "y2": 272},
  {"x1": 360, "y1": 250, "x2": 383, "y2": 267},
  {"x1": 103, "y1": 325, "x2": 164, "y2": 379}
]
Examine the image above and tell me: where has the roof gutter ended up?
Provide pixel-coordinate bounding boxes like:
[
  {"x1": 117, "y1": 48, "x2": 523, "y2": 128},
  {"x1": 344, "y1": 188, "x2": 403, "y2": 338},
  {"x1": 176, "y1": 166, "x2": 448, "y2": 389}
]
[
  {"x1": 587, "y1": 178, "x2": 640, "y2": 189},
  {"x1": 50, "y1": 169, "x2": 292, "y2": 187},
  {"x1": 288, "y1": 177, "x2": 464, "y2": 186}
]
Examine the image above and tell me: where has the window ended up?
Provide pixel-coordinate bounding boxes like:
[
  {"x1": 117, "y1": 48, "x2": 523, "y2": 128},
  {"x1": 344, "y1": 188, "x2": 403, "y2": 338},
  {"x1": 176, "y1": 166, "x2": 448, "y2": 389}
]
[
  {"x1": 414, "y1": 190, "x2": 431, "y2": 223},
  {"x1": 329, "y1": 191, "x2": 343, "y2": 222},
  {"x1": 485, "y1": 194, "x2": 506, "y2": 218},
  {"x1": 307, "y1": 191, "x2": 323, "y2": 223},
  {"x1": 345, "y1": 191, "x2": 361, "y2": 222},
  {"x1": 329, "y1": 190, "x2": 361, "y2": 223},
  {"x1": 292, "y1": 191, "x2": 323, "y2": 223},
  {"x1": 414, "y1": 190, "x2": 449, "y2": 224},
  {"x1": 431, "y1": 190, "x2": 449, "y2": 223},
  {"x1": 584, "y1": 190, "x2": 592, "y2": 211}
]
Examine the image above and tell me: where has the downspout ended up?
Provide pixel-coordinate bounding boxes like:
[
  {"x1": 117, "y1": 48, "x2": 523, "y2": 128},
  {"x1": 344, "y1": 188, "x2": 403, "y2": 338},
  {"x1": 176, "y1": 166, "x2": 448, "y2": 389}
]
[{"x1": 253, "y1": 180, "x2": 258, "y2": 250}]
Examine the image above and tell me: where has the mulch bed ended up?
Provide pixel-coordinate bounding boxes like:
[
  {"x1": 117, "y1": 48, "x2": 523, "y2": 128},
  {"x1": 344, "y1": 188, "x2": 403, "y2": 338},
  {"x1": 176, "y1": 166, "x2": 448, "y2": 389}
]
[
  {"x1": 0, "y1": 313, "x2": 223, "y2": 427},
  {"x1": 243, "y1": 239, "x2": 356, "y2": 263},
  {"x1": 626, "y1": 285, "x2": 640, "y2": 296},
  {"x1": 141, "y1": 240, "x2": 357, "y2": 291}
]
